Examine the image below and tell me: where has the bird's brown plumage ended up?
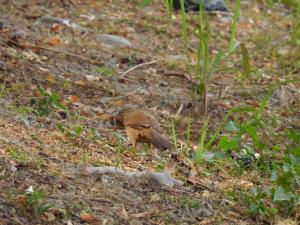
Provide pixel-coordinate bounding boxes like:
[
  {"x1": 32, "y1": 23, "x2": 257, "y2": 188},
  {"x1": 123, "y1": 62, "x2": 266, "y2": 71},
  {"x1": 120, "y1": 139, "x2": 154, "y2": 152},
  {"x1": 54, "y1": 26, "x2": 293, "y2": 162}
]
[{"x1": 110, "y1": 109, "x2": 171, "y2": 150}]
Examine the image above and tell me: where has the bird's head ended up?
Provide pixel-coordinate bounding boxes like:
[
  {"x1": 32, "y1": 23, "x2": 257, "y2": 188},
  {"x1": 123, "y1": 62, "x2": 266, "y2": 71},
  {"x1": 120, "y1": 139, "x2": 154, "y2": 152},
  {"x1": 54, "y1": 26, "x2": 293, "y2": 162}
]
[{"x1": 108, "y1": 110, "x2": 126, "y2": 129}]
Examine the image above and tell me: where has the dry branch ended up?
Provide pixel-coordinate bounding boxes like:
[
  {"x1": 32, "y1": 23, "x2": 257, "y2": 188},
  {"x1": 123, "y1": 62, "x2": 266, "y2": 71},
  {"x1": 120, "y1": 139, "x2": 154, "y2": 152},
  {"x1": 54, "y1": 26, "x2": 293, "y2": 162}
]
[{"x1": 87, "y1": 166, "x2": 184, "y2": 188}]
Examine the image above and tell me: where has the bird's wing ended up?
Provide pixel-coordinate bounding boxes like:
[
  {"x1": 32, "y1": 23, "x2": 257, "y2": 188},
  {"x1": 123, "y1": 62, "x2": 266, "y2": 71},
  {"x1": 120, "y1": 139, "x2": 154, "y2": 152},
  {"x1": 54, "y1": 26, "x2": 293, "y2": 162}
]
[{"x1": 124, "y1": 110, "x2": 161, "y2": 131}]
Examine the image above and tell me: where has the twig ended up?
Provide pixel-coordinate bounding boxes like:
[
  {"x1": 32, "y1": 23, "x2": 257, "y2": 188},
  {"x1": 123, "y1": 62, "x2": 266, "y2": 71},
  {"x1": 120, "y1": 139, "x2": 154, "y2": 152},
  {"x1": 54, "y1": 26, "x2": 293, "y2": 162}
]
[
  {"x1": 1, "y1": 38, "x2": 99, "y2": 65},
  {"x1": 164, "y1": 71, "x2": 194, "y2": 84},
  {"x1": 114, "y1": 87, "x2": 143, "y2": 99},
  {"x1": 176, "y1": 103, "x2": 184, "y2": 115},
  {"x1": 28, "y1": 44, "x2": 98, "y2": 64},
  {"x1": 119, "y1": 60, "x2": 158, "y2": 80}
]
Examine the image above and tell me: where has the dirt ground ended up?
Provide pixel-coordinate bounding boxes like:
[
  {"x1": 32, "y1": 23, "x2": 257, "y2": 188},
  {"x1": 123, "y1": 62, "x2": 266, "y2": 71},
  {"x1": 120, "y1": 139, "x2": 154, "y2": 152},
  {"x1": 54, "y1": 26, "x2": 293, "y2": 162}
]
[{"x1": 0, "y1": 0, "x2": 299, "y2": 224}]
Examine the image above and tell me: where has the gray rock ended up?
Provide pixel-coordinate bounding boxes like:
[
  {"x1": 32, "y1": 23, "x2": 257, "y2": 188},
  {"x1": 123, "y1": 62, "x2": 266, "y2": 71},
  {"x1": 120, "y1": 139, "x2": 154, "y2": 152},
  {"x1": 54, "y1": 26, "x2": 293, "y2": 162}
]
[
  {"x1": 10, "y1": 29, "x2": 28, "y2": 40},
  {"x1": 38, "y1": 15, "x2": 71, "y2": 25},
  {"x1": 0, "y1": 19, "x2": 9, "y2": 30},
  {"x1": 36, "y1": 16, "x2": 87, "y2": 33},
  {"x1": 9, "y1": 164, "x2": 18, "y2": 173},
  {"x1": 166, "y1": 55, "x2": 187, "y2": 62},
  {"x1": 96, "y1": 34, "x2": 132, "y2": 48},
  {"x1": 204, "y1": 0, "x2": 228, "y2": 11},
  {"x1": 195, "y1": 208, "x2": 213, "y2": 217},
  {"x1": 173, "y1": 0, "x2": 228, "y2": 12}
]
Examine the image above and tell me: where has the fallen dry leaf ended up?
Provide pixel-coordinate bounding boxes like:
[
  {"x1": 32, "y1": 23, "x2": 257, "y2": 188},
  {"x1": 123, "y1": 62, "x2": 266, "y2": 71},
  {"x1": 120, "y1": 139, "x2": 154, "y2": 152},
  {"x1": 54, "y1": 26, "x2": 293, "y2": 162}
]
[
  {"x1": 46, "y1": 74, "x2": 56, "y2": 83},
  {"x1": 80, "y1": 211, "x2": 98, "y2": 223},
  {"x1": 68, "y1": 95, "x2": 80, "y2": 102},
  {"x1": 0, "y1": 148, "x2": 8, "y2": 156},
  {"x1": 38, "y1": 67, "x2": 49, "y2": 73},
  {"x1": 110, "y1": 98, "x2": 126, "y2": 107},
  {"x1": 16, "y1": 195, "x2": 26, "y2": 205},
  {"x1": 47, "y1": 36, "x2": 61, "y2": 46},
  {"x1": 75, "y1": 79, "x2": 88, "y2": 86},
  {"x1": 44, "y1": 212, "x2": 56, "y2": 222},
  {"x1": 198, "y1": 218, "x2": 214, "y2": 225},
  {"x1": 50, "y1": 23, "x2": 64, "y2": 33},
  {"x1": 119, "y1": 205, "x2": 128, "y2": 220},
  {"x1": 131, "y1": 209, "x2": 159, "y2": 218}
]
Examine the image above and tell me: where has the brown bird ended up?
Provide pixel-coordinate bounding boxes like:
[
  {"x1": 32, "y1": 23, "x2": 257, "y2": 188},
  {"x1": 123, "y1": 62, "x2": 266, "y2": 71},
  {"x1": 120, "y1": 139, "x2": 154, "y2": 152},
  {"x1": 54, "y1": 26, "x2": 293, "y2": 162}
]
[{"x1": 110, "y1": 109, "x2": 172, "y2": 150}]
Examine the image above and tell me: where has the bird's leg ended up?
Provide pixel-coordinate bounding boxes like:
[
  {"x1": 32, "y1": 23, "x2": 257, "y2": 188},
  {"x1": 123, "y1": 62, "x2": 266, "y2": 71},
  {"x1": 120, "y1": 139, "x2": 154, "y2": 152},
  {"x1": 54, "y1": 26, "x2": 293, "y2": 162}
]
[
  {"x1": 147, "y1": 143, "x2": 154, "y2": 156},
  {"x1": 130, "y1": 140, "x2": 137, "y2": 150},
  {"x1": 125, "y1": 127, "x2": 137, "y2": 153}
]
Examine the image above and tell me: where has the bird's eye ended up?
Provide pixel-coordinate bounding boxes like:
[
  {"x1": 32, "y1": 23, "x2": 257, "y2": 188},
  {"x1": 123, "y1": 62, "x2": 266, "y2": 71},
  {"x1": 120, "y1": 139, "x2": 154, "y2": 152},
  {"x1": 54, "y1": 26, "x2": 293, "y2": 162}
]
[{"x1": 109, "y1": 117, "x2": 116, "y2": 125}]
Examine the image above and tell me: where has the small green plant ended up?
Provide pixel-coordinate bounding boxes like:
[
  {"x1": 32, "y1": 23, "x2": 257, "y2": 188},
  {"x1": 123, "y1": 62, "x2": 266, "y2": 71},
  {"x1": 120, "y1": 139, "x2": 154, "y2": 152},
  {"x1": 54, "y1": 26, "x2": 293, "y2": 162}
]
[
  {"x1": 242, "y1": 188, "x2": 278, "y2": 220},
  {"x1": 9, "y1": 105, "x2": 35, "y2": 117},
  {"x1": 82, "y1": 151, "x2": 89, "y2": 168},
  {"x1": 178, "y1": 196, "x2": 201, "y2": 209},
  {"x1": 176, "y1": 1, "x2": 228, "y2": 114},
  {"x1": 30, "y1": 87, "x2": 66, "y2": 117},
  {"x1": 0, "y1": 82, "x2": 8, "y2": 98},
  {"x1": 138, "y1": 0, "x2": 153, "y2": 8},
  {"x1": 56, "y1": 123, "x2": 84, "y2": 139},
  {"x1": 155, "y1": 160, "x2": 167, "y2": 172},
  {"x1": 0, "y1": 82, "x2": 22, "y2": 98},
  {"x1": 270, "y1": 129, "x2": 300, "y2": 213},
  {"x1": 23, "y1": 187, "x2": 55, "y2": 218},
  {"x1": 216, "y1": 87, "x2": 299, "y2": 219},
  {"x1": 113, "y1": 131, "x2": 127, "y2": 165},
  {"x1": 66, "y1": 125, "x2": 84, "y2": 138},
  {"x1": 94, "y1": 66, "x2": 114, "y2": 77},
  {"x1": 89, "y1": 127, "x2": 101, "y2": 140},
  {"x1": 217, "y1": 88, "x2": 274, "y2": 167},
  {"x1": 63, "y1": 80, "x2": 72, "y2": 89},
  {"x1": 9, "y1": 105, "x2": 36, "y2": 127},
  {"x1": 291, "y1": 0, "x2": 300, "y2": 45},
  {"x1": 8, "y1": 147, "x2": 31, "y2": 163},
  {"x1": 194, "y1": 117, "x2": 209, "y2": 165}
]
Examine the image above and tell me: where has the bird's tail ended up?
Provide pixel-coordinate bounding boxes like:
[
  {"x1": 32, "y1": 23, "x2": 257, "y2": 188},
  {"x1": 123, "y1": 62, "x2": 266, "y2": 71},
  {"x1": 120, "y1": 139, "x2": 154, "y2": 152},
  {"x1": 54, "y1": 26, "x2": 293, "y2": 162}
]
[{"x1": 149, "y1": 129, "x2": 172, "y2": 150}]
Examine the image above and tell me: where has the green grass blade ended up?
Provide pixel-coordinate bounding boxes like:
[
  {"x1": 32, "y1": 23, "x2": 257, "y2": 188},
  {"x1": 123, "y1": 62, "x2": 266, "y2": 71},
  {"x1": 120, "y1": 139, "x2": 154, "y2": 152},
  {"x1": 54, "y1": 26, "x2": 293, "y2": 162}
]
[
  {"x1": 195, "y1": 117, "x2": 209, "y2": 164},
  {"x1": 208, "y1": 50, "x2": 224, "y2": 77},
  {"x1": 195, "y1": 1, "x2": 209, "y2": 92},
  {"x1": 240, "y1": 43, "x2": 251, "y2": 77},
  {"x1": 186, "y1": 114, "x2": 191, "y2": 147},
  {"x1": 165, "y1": 0, "x2": 174, "y2": 18},
  {"x1": 171, "y1": 119, "x2": 178, "y2": 151},
  {"x1": 228, "y1": 0, "x2": 241, "y2": 53},
  {"x1": 179, "y1": 0, "x2": 188, "y2": 50},
  {"x1": 138, "y1": 0, "x2": 153, "y2": 8},
  {"x1": 256, "y1": 86, "x2": 275, "y2": 118}
]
